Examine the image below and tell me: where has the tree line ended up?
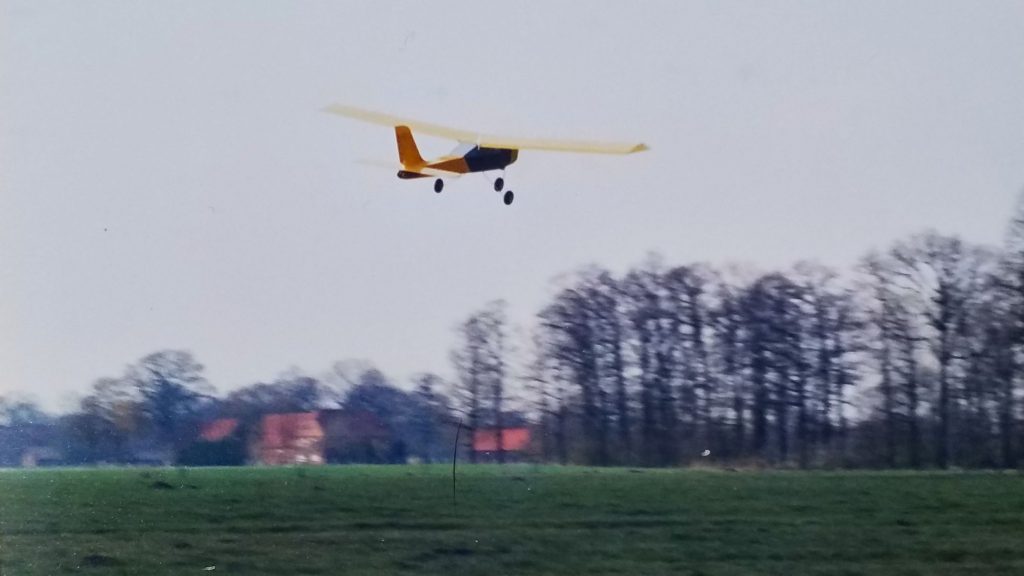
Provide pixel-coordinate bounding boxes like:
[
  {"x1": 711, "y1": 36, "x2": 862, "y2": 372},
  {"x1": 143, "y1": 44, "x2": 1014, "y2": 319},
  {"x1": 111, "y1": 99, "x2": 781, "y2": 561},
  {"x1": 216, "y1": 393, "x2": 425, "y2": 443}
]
[
  {"x1": 1, "y1": 355, "x2": 465, "y2": 466},
  {"x1": 472, "y1": 197, "x2": 1023, "y2": 469},
  {"x1": 3, "y1": 198, "x2": 1024, "y2": 469}
]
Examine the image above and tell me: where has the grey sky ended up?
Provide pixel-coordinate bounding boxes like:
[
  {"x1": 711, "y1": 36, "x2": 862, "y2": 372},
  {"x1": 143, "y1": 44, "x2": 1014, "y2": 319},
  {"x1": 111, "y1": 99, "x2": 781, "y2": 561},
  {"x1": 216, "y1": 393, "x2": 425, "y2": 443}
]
[{"x1": 3, "y1": 1, "x2": 1023, "y2": 411}]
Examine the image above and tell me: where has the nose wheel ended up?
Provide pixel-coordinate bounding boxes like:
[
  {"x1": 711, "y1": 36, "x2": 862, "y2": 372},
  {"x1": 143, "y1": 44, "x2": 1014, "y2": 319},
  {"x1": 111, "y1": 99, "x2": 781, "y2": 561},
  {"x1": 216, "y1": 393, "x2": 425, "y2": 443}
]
[
  {"x1": 434, "y1": 179, "x2": 444, "y2": 193},
  {"x1": 494, "y1": 177, "x2": 504, "y2": 192},
  {"x1": 503, "y1": 190, "x2": 514, "y2": 206}
]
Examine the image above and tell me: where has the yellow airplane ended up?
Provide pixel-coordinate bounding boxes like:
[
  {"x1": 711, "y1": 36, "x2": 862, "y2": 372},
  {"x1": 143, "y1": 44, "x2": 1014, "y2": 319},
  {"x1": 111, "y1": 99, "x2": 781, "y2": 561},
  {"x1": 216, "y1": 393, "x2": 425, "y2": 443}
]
[{"x1": 324, "y1": 104, "x2": 648, "y2": 206}]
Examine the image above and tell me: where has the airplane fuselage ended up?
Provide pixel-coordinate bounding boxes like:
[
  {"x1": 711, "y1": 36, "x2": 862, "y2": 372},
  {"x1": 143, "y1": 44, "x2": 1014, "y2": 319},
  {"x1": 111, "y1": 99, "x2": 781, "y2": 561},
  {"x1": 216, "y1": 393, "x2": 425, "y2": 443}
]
[
  {"x1": 397, "y1": 146, "x2": 518, "y2": 179},
  {"x1": 462, "y1": 146, "x2": 518, "y2": 172}
]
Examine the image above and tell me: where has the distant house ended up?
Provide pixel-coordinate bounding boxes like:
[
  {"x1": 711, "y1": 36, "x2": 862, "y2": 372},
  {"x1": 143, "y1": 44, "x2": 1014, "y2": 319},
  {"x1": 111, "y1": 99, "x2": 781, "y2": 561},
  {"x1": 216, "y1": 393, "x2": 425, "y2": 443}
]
[
  {"x1": 200, "y1": 418, "x2": 240, "y2": 442},
  {"x1": 472, "y1": 427, "x2": 532, "y2": 462},
  {"x1": 255, "y1": 412, "x2": 325, "y2": 465},
  {"x1": 0, "y1": 423, "x2": 62, "y2": 468},
  {"x1": 20, "y1": 446, "x2": 63, "y2": 468}
]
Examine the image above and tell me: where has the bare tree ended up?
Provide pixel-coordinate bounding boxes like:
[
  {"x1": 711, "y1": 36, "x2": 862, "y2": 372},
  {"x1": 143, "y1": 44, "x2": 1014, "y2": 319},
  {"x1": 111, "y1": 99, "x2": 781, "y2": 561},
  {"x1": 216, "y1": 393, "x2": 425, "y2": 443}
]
[
  {"x1": 888, "y1": 232, "x2": 989, "y2": 468},
  {"x1": 664, "y1": 264, "x2": 715, "y2": 458},
  {"x1": 451, "y1": 301, "x2": 509, "y2": 463},
  {"x1": 621, "y1": 262, "x2": 674, "y2": 466},
  {"x1": 993, "y1": 191, "x2": 1024, "y2": 467},
  {"x1": 541, "y1": 283, "x2": 604, "y2": 464},
  {"x1": 131, "y1": 350, "x2": 213, "y2": 452},
  {"x1": 709, "y1": 270, "x2": 748, "y2": 458}
]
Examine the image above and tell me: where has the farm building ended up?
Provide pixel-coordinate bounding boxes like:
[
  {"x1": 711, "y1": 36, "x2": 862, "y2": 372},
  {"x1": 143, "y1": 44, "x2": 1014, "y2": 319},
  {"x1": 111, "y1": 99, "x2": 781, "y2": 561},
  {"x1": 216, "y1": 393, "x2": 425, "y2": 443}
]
[
  {"x1": 199, "y1": 418, "x2": 240, "y2": 442},
  {"x1": 189, "y1": 409, "x2": 413, "y2": 466},
  {"x1": 255, "y1": 412, "x2": 325, "y2": 465},
  {"x1": 19, "y1": 446, "x2": 63, "y2": 468},
  {"x1": 0, "y1": 423, "x2": 63, "y2": 468},
  {"x1": 472, "y1": 427, "x2": 532, "y2": 462}
]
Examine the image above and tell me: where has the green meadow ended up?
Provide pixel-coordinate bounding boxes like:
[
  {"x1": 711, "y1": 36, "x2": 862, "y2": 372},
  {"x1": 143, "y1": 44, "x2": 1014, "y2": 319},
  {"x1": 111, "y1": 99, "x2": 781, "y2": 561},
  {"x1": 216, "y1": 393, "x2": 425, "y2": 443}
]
[{"x1": 2, "y1": 466, "x2": 1023, "y2": 575}]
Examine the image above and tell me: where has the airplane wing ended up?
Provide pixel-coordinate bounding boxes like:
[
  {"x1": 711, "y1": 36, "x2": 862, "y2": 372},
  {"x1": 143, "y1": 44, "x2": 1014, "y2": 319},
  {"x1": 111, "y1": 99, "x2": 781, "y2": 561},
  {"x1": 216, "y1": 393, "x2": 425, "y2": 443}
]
[
  {"x1": 324, "y1": 104, "x2": 648, "y2": 155},
  {"x1": 476, "y1": 135, "x2": 648, "y2": 155}
]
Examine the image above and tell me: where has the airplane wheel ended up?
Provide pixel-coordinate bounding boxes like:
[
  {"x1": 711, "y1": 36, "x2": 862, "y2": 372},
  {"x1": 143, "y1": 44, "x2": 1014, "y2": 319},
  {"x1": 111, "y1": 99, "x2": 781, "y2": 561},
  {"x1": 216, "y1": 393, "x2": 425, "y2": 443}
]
[
  {"x1": 494, "y1": 177, "x2": 504, "y2": 192},
  {"x1": 503, "y1": 190, "x2": 514, "y2": 206},
  {"x1": 434, "y1": 179, "x2": 444, "y2": 193}
]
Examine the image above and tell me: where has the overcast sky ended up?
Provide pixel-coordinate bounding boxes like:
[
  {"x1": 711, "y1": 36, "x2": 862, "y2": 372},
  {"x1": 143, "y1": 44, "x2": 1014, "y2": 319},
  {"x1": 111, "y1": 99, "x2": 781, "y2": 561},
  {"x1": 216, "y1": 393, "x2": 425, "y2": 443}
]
[{"x1": 3, "y1": 1, "x2": 1023, "y2": 411}]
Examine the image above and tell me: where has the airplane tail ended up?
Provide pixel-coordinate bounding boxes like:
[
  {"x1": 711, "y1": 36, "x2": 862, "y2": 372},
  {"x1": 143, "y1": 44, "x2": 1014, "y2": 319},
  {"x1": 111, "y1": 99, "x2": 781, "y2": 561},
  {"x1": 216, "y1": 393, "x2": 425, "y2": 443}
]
[{"x1": 395, "y1": 125, "x2": 424, "y2": 167}]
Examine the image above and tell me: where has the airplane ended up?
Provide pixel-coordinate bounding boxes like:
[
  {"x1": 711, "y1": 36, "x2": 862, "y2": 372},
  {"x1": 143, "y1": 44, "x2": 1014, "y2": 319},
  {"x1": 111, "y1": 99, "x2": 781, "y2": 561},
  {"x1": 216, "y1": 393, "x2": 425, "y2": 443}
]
[{"x1": 324, "y1": 104, "x2": 648, "y2": 206}]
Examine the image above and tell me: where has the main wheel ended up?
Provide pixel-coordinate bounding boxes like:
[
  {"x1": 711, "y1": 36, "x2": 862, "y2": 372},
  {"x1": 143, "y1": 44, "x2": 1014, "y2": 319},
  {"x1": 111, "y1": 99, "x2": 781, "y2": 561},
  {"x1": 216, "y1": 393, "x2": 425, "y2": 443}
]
[
  {"x1": 503, "y1": 190, "x2": 514, "y2": 206},
  {"x1": 434, "y1": 179, "x2": 444, "y2": 193},
  {"x1": 494, "y1": 177, "x2": 504, "y2": 192}
]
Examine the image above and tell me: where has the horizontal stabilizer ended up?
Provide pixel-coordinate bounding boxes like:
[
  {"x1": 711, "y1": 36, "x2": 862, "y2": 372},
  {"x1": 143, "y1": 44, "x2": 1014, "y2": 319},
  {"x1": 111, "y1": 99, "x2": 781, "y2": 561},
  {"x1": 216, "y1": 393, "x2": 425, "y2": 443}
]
[{"x1": 408, "y1": 166, "x2": 464, "y2": 178}]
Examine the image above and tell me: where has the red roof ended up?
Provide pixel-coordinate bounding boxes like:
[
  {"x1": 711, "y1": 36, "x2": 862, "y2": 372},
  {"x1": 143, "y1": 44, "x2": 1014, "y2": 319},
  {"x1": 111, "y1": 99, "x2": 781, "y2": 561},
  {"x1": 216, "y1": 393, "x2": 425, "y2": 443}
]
[
  {"x1": 261, "y1": 412, "x2": 324, "y2": 449},
  {"x1": 472, "y1": 427, "x2": 531, "y2": 452},
  {"x1": 200, "y1": 418, "x2": 239, "y2": 442}
]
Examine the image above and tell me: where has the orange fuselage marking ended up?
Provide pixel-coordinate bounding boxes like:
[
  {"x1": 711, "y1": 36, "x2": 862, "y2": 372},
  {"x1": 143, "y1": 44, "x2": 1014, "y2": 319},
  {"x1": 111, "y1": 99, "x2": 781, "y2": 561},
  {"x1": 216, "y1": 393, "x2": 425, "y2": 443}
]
[{"x1": 422, "y1": 156, "x2": 471, "y2": 174}]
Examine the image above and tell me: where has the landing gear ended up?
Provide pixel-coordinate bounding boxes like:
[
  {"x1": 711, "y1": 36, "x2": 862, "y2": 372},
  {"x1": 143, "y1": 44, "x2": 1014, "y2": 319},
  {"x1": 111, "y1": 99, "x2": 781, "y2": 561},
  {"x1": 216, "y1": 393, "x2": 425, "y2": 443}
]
[
  {"x1": 503, "y1": 190, "x2": 514, "y2": 206},
  {"x1": 434, "y1": 178, "x2": 444, "y2": 193},
  {"x1": 494, "y1": 177, "x2": 504, "y2": 192}
]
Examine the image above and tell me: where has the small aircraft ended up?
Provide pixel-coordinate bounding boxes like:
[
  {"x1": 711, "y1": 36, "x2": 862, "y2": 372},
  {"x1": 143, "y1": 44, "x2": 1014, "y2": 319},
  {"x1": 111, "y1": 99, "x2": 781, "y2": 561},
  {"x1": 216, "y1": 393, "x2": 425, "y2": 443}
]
[{"x1": 324, "y1": 104, "x2": 648, "y2": 206}]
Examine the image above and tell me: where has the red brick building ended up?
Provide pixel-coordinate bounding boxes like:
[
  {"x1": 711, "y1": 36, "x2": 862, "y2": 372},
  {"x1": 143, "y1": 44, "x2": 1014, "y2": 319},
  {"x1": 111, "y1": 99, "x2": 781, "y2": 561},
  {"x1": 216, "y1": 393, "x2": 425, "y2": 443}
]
[
  {"x1": 255, "y1": 412, "x2": 325, "y2": 465},
  {"x1": 472, "y1": 427, "x2": 532, "y2": 462},
  {"x1": 199, "y1": 418, "x2": 239, "y2": 442}
]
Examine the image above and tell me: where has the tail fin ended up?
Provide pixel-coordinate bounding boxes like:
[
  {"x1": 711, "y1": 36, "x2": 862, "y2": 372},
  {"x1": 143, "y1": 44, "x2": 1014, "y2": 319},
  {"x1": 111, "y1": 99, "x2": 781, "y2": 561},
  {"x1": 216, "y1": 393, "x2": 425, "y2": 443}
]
[{"x1": 395, "y1": 125, "x2": 424, "y2": 167}]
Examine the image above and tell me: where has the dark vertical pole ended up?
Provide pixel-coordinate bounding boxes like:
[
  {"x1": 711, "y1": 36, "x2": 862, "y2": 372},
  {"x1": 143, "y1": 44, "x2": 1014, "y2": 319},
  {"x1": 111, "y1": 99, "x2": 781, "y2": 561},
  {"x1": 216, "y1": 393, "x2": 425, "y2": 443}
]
[{"x1": 452, "y1": 420, "x2": 463, "y2": 509}]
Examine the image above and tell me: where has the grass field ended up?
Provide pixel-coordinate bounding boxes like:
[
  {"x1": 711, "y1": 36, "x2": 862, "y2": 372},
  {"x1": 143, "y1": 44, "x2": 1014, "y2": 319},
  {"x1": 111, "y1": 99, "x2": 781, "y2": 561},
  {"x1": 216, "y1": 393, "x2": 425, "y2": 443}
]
[{"x1": 1, "y1": 466, "x2": 1023, "y2": 575}]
